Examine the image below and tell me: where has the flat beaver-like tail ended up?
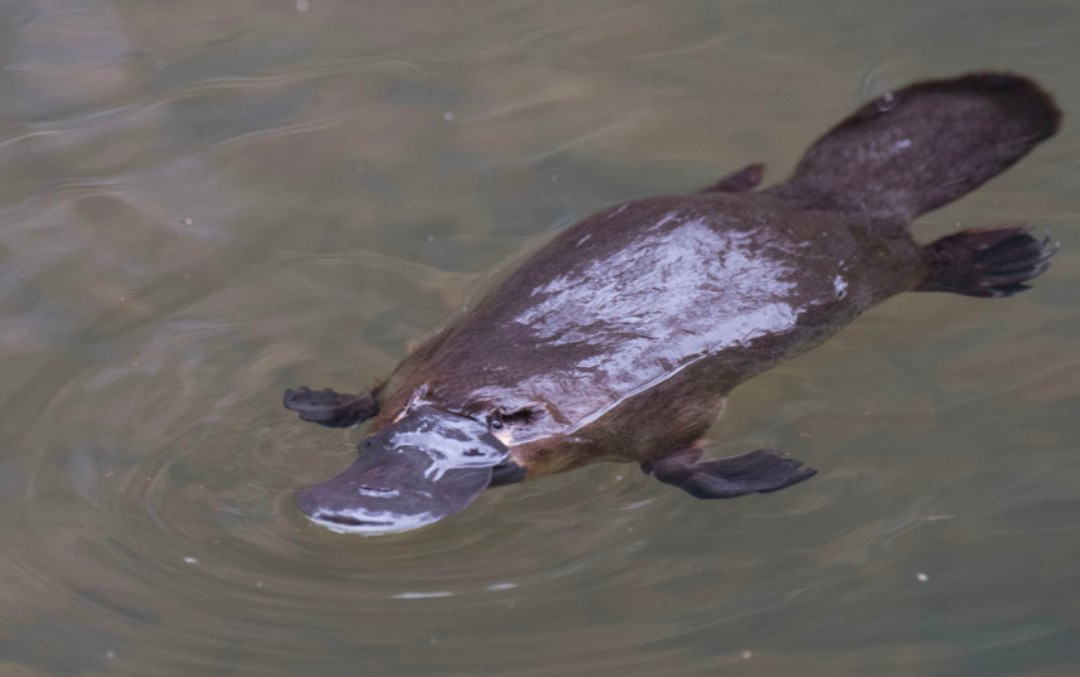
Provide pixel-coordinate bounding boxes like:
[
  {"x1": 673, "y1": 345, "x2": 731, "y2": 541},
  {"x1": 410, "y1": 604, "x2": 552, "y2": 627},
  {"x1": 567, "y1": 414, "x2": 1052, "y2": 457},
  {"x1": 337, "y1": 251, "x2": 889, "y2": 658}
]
[{"x1": 770, "y1": 73, "x2": 1061, "y2": 222}]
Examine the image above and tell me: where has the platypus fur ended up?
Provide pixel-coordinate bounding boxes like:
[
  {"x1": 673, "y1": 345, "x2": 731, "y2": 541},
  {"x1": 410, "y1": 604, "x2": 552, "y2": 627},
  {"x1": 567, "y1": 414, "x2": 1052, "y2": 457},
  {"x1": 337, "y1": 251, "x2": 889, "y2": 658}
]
[{"x1": 285, "y1": 72, "x2": 1061, "y2": 535}]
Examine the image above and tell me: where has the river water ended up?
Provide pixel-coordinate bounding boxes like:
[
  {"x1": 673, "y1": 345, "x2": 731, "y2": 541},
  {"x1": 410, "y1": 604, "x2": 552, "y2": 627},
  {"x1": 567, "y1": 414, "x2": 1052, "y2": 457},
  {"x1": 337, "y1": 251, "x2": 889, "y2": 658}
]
[{"x1": 1, "y1": 1, "x2": 1078, "y2": 675}]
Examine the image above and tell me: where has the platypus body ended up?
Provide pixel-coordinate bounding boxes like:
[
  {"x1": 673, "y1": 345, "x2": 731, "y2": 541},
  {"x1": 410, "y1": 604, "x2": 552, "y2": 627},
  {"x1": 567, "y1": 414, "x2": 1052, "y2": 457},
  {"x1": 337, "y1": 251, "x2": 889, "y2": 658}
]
[{"x1": 285, "y1": 73, "x2": 1060, "y2": 535}]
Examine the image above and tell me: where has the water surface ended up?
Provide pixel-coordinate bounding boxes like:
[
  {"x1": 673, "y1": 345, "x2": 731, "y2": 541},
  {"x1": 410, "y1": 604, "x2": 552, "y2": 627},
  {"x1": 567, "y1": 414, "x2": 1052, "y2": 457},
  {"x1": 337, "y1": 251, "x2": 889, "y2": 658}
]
[{"x1": 1, "y1": 1, "x2": 1078, "y2": 675}]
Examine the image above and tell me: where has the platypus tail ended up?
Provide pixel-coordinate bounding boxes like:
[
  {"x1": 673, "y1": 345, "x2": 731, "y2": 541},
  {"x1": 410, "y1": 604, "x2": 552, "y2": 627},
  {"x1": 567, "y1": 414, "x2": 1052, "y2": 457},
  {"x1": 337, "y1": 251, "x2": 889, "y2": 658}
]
[{"x1": 770, "y1": 73, "x2": 1061, "y2": 222}]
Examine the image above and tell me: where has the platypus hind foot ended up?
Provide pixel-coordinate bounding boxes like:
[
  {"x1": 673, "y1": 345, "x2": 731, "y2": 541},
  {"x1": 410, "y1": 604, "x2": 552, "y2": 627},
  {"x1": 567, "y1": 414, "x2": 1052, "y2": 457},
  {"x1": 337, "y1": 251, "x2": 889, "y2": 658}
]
[
  {"x1": 917, "y1": 226, "x2": 1058, "y2": 298},
  {"x1": 283, "y1": 386, "x2": 379, "y2": 428},
  {"x1": 700, "y1": 162, "x2": 765, "y2": 193},
  {"x1": 642, "y1": 448, "x2": 816, "y2": 499}
]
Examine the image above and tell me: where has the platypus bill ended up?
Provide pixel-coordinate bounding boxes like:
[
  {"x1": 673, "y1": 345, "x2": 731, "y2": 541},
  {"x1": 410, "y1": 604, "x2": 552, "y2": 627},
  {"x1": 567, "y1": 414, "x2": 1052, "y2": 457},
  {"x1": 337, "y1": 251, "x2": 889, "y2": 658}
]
[{"x1": 285, "y1": 73, "x2": 1060, "y2": 535}]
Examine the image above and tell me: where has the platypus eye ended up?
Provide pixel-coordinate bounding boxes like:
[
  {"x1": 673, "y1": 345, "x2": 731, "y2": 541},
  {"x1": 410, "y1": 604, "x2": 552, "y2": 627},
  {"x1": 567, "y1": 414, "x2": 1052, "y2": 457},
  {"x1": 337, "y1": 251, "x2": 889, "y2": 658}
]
[
  {"x1": 499, "y1": 407, "x2": 538, "y2": 426},
  {"x1": 489, "y1": 406, "x2": 539, "y2": 432}
]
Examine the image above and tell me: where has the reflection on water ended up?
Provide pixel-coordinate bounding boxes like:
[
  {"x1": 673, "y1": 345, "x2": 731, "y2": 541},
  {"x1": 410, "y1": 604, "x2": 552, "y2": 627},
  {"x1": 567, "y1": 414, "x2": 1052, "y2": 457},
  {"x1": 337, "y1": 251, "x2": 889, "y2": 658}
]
[{"x1": 0, "y1": 0, "x2": 1078, "y2": 675}]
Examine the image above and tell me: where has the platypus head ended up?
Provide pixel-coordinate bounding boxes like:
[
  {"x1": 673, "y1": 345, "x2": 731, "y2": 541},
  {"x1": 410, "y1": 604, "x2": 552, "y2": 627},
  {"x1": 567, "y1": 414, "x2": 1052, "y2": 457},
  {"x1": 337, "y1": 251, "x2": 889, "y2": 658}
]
[{"x1": 297, "y1": 406, "x2": 509, "y2": 536}]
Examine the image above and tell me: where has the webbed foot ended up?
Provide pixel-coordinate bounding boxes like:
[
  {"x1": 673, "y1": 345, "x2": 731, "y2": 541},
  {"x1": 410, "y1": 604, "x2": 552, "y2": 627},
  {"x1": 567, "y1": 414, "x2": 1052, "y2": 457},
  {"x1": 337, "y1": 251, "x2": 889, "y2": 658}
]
[
  {"x1": 489, "y1": 460, "x2": 528, "y2": 487},
  {"x1": 642, "y1": 448, "x2": 816, "y2": 499},
  {"x1": 283, "y1": 386, "x2": 378, "y2": 428},
  {"x1": 917, "y1": 226, "x2": 1058, "y2": 298},
  {"x1": 700, "y1": 163, "x2": 765, "y2": 193}
]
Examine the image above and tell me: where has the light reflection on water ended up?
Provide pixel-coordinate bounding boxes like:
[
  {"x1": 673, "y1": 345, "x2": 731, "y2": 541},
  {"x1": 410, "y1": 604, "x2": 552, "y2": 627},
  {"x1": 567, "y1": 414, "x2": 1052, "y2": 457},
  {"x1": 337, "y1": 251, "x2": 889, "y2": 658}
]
[{"x1": 1, "y1": 1, "x2": 1078, "y2": 675}]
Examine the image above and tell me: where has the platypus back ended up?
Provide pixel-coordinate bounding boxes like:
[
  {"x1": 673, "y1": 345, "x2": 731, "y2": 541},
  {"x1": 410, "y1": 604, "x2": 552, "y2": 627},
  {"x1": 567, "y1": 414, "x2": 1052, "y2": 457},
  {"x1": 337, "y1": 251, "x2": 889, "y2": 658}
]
[{"x1": 770, "y1": 73, "x2": 1061, "y2": 221}]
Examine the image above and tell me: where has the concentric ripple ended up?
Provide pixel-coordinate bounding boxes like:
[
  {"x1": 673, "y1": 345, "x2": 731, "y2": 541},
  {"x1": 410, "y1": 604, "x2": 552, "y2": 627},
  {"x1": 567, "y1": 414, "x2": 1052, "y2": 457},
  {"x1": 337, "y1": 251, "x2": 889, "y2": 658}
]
[
  {"x1": 3, "y1": 306, "x2": 912, "y2": 676},
  {"x1": 4, "y1": 293, "x2": 874, "y2": 676}
]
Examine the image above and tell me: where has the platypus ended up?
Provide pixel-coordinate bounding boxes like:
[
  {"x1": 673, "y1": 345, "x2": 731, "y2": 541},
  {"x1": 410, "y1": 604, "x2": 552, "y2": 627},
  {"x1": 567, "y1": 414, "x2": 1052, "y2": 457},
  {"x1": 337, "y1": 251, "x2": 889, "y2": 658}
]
[{"x1": 284, "y1": 73, "x2": 1060, "y2": 535}]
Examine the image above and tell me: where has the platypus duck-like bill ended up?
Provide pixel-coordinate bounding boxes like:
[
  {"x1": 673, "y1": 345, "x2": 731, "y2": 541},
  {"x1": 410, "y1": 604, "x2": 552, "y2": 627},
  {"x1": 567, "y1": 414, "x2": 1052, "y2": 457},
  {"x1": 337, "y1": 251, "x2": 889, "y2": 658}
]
[
  {"x1": 284, "y1": 72, "x2": 1062, "y2": 536},
  {"x1": 294, "y1": 405, "x2": 509, "y2": 534}
]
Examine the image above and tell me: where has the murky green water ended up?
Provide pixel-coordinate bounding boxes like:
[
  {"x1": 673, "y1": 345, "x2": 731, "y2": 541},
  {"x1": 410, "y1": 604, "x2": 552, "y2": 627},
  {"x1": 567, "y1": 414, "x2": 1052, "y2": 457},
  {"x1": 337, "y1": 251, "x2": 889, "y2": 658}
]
[{"x1": 1, "y1": 1, "x2": 1078, "y2": 675}]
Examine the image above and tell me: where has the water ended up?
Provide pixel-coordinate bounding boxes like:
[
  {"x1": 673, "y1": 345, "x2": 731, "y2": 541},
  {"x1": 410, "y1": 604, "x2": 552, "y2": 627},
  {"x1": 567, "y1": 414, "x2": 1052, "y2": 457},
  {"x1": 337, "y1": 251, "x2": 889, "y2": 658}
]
[{"x1": 1, "y1": 1, "x2": 1078, "y2": 675}]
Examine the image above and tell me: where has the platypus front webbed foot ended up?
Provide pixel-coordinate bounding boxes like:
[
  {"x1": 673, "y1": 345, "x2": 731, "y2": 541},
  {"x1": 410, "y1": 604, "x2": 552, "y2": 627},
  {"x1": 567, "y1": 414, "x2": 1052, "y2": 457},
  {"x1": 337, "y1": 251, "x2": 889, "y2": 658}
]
[
  {"x1": 488, "y1": 460, "x2": 528, "y2": 486},
  {"x1": 642, "y1": 448, "x2": 816, "y2": 499},
  {"x1": 283, "y1": 386, "x2": 378, "y2": 428}
]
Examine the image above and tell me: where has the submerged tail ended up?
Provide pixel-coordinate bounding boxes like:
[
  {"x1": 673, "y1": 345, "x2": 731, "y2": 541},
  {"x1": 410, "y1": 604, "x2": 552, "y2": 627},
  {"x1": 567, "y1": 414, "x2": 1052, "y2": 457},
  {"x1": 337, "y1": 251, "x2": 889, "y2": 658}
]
[{"x1": 770, "y1": 73, "x2": 1061, "y2": 221}]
